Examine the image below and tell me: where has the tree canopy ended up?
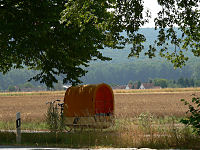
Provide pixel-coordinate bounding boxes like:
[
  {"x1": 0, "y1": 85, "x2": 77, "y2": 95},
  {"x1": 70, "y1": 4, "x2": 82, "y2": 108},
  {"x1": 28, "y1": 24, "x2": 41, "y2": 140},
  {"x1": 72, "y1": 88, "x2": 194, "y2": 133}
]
[{"x1": 0, "y1": 0, "x2": 199, "y2": 87}]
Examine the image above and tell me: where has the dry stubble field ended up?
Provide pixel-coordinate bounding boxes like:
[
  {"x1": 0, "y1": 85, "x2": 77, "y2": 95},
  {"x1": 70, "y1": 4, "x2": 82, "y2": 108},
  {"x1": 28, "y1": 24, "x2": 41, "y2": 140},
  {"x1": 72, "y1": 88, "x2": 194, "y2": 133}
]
[{"x1": 0, "y1": 88, "x2": 199, "y2": 122}]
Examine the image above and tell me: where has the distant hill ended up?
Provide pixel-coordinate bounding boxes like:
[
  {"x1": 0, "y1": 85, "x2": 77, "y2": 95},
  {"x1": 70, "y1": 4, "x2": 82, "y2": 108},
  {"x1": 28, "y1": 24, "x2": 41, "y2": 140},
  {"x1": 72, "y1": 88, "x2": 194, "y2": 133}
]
[
  {"x1": 97, "y1": 28, "x2": 193, "y2": 64},
  {"x1": 82, "y1": 28, "x2": 199, "y2": 85},
  {"x1": 0, "y1": 28, "x2": 199, "y2": 90}
]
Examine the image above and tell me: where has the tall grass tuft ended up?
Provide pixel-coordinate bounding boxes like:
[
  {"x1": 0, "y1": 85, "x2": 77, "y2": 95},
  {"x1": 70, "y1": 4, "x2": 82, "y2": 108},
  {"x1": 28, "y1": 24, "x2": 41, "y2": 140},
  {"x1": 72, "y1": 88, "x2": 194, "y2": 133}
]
[{"x1": 45, "y1": 102, "x2": 65, "y2": 132}]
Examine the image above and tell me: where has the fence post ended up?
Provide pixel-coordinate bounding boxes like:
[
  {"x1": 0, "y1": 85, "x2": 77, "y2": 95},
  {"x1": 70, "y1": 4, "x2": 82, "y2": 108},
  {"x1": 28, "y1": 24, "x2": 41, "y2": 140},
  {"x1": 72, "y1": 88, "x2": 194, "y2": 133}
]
[{"x1": 16, "y1": 112, "x2": 21, "y2": 144}]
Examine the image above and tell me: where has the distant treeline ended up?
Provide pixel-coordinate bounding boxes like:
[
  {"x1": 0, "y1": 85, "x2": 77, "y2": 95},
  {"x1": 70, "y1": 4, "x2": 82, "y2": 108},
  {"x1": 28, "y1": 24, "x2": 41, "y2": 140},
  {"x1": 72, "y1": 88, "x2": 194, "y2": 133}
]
[
  {"x1": 128, "y1": 77, "x2": 199, "y2": 89},
  {"x1": 0, "y1": 69, "x2": 65, "y2": 91},
  {"x1": 1, "y1": 58, "x2": 200, "y2": 91},
  {"x1": 81, "y1": 59, "x2": 200, "y2": 85},
  {"x1": 1, "y1": 28, "x2": 200, "y2": 91}
]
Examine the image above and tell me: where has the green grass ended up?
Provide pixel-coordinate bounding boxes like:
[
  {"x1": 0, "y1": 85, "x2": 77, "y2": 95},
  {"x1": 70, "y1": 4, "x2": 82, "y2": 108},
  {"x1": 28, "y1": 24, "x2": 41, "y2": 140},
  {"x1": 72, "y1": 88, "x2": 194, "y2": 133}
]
[
  {"x1": 0, "y1": 116, "x2": 181, "y2": 131},
  {"x1": 0, "y1": 131, "x2": 117, "y2": 148},
  {"x1": 0, "y1": 121, "x2": 48, "y2": 131},
  {"x1": 0, "y1": 116, "x2": 200, "y2": 149},
  {"x1": 0, "y1": 127, "x2": 199, "y2": 149}
]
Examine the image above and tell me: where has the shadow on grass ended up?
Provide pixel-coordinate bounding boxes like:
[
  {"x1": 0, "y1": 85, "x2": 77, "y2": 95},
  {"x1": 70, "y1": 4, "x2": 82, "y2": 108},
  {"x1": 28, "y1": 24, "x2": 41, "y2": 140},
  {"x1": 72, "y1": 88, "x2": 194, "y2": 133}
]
[
  {"x1": 0, "y1": 130, "x2": 119, "y2": 148},
  {"x1": 1, "y1": 129, "x2": 200, "y2": 149}
]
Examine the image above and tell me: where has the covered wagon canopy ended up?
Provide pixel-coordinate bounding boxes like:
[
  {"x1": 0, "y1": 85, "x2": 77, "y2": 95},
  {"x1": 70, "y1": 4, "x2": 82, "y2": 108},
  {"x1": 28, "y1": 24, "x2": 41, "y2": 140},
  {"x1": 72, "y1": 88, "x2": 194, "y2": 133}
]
[{"x1": 64, "y1": 83, "x2": 114, "y2": 117}]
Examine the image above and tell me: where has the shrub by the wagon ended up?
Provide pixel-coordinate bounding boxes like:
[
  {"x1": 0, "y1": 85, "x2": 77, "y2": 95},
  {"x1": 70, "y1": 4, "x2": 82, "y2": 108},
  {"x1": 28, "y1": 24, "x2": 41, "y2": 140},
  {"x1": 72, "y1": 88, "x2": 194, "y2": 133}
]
[
  {"x1": 180, "y1": 96, "x2": 200, "y2": 135},
  {"x1": 45, "y1": 102, "x2": 65, "y2": 132}
]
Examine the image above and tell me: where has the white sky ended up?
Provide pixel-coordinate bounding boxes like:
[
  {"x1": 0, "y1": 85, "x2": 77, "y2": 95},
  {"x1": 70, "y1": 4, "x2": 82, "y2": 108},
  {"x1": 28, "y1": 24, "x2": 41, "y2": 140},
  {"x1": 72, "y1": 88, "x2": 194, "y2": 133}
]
[{"x1": 143, "y1": 0, "x2": 162, "y2": 28}]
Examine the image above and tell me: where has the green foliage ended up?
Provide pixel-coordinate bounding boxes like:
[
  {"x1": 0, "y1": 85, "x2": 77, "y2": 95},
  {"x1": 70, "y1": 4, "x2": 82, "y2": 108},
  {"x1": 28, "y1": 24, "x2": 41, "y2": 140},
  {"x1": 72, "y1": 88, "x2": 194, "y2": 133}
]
[
  {"x1": 45, "y1": 103, "x2": 66, "y2": 132},
  {"x1": 7, "y1": 86, "x2": 16, "y2": 92},
  {"x1": 154, "y1": 0, "x2": 199, "y2": 67},
  {"x1": 180, "y1": 96, "x2": 200, "y2": 135},
  {"x1": 23, "y1": 82, "x2": 34, "y2": 88},
  {"x1": 178, "y1": 78, "x2": 184, "y2": 86},
  {"x1": 0, "y1": 0, "x2": 199, "y2": 87},
  {"x1": 0, "y1": 0, "x2": 146, "y2": 87},
  {"x1": 138, "y1": 112, "x2": 154, "y2": 132},
  {"x1": 153, "y1": 78, "x2": 168, "y2": 88},
  {"x1": 1, "y1": 116, "x2": 200, "y2": 148},
  {"x1": 1, "y1": 59, "x2": 200, "y2": 89},
  {"x1": 137, "y1": 81, "x2": 141, "y2": 89},
  {"x1": 177, "y1": 77, "x2": 195, "y2": 88},
  {"x1": 128, "y1": 80, "x2": 133, "y2": 86}
]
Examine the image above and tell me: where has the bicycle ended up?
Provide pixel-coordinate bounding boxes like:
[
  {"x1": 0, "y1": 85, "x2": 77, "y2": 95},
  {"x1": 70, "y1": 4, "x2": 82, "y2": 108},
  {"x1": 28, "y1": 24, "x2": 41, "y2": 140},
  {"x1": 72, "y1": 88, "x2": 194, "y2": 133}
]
[{"x1": 46, "y1": 99, "x2": 72, "y2": 132}]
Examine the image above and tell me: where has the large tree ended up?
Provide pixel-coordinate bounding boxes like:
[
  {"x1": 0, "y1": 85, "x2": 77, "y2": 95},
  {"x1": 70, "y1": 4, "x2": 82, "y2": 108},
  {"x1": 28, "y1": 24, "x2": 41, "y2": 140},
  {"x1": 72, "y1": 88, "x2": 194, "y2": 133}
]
[{"x1": 0, "y1": 0, "x2": 199, "y2": 87}]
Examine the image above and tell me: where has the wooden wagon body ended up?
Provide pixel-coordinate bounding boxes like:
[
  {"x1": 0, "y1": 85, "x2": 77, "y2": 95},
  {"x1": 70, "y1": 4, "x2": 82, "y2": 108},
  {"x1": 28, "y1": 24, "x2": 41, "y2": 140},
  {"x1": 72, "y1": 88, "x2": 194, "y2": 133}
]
[{"x1": 63, "y1": 83, "x2": 114, "y2": 128}]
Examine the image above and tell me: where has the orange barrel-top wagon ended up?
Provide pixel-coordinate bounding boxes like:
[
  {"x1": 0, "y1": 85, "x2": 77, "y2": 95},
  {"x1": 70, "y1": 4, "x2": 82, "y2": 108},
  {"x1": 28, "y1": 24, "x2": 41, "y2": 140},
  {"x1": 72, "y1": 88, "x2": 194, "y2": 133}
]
[{"x1": 63, "y1": 83, "x2": 114, "y2": 128}]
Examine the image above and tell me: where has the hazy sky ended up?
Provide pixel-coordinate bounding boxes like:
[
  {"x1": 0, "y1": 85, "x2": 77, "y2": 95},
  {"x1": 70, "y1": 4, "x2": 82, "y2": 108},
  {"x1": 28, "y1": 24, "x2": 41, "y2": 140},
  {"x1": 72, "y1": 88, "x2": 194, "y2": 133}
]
[{"x1": 143, "y1": 0, "x2": 162, "y2": 28}]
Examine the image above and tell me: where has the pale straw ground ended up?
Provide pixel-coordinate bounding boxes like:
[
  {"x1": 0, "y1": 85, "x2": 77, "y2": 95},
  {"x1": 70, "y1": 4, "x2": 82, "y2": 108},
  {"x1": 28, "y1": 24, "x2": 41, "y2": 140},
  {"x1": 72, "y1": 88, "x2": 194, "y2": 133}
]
[{"x1": 0, "y1": 88, "x2": 198, "y2": 121}]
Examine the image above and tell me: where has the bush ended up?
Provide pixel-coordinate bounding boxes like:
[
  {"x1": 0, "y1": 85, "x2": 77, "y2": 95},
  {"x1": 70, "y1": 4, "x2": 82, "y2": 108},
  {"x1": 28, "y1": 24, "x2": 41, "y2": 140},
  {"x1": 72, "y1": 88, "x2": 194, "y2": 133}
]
[
  {"x1": 180, "y1": 96, "x2": 200, "y2": 135},
  {"x1": 23, "y1": 82, "x2": 34, "y2": 88},
  {"x1": 45, "y1": 102, "x2": 66, "y2": 132},
  {"x1": 8, "y1": 86, "x2": 16, "y2": 92}
]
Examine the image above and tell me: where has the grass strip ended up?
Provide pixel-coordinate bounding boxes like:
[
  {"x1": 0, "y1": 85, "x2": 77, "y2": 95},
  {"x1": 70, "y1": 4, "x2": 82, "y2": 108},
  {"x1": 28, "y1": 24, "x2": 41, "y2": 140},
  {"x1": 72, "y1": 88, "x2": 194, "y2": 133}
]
[
  {"x1": 0, "y1": 115, "x2": 200, "y2": 149},
  {"x1": 1, "y1": 87, "x2": 200, "y2": 96},
  {"x1": 0, "y1": 91, "x2": 65, "y2": 96},
  {"x1": 0, "y1": 121, "x2": 48, "y2": 130},
  {"x1": 0, "y1": 128, "x2": 200, "y2": 149},
  {"x1": 114, "y1": 87, "x2": 200, "y2": 93}
]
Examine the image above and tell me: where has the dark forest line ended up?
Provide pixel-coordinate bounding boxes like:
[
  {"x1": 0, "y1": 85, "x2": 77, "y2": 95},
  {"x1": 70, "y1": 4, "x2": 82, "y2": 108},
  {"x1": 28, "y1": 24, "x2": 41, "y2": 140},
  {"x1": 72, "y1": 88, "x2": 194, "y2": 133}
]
[
  {"x1": 1, "y1": 58, "x2": 200, "y2": 91},
  {"x1": 1, "y1": 28, "x2": 199, "y2": 91}
]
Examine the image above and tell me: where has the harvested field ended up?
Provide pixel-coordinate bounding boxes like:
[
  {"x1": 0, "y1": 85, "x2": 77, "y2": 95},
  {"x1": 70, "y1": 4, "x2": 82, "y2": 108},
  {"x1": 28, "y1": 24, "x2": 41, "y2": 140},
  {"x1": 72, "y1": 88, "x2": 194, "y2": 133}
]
[
  {"x1": 115, "y1": 92, "x2": 192, "y2": 118},
  {"x1": 0, "y1": 89, "x2": 199, "y2": 121},
  {"x1": 0, "y1": 93, "x2": 64, "y2": 121}
]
